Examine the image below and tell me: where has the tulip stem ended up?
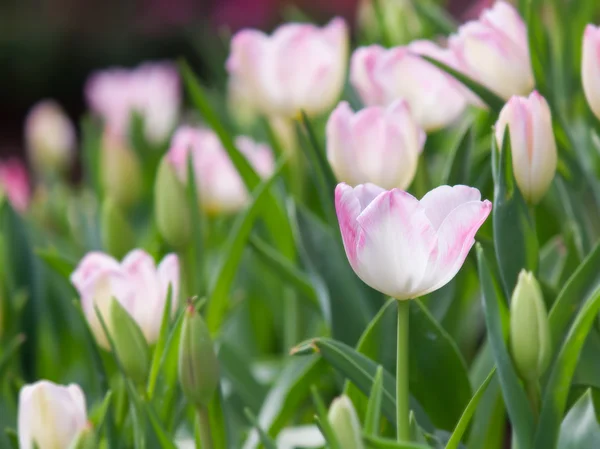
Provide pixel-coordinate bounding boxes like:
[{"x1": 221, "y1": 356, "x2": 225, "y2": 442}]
[
  {"x1": 525, "y1": 380, "x2": 541, "y2": 420},
  {"x1": 396, "y1": 300, "x2": 410, "y2": 441},
  {"x1": 196, "y1": 406, "x2": 213, "y2": 449}
]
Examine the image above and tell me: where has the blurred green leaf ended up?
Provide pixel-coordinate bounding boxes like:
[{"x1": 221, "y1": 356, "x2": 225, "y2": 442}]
[
  {"x1": 412, "y1": 0, "x2": 457, "y2": 35},
  {"x1": 147, "y1": 286, "x2": 172, "y2": 399},
  {"x1": 244, "y1": 408, "x2": 278, "y2": 449},
  {"x1": 184, "y1": 152, "x2": 205, "y2": 297},
  {"x1": 363, "y1": 434, "x2": 430, "y2": 449},
  {"x1": 89, "y1": 390, "x2": 113, "y2": 433},
  {"x1": 0, "y1": 334, "x2": 25, "y2": 381},
  {"x1": 443, "y1": 119, "x2": 474, "y2": 186},
  {"x1": 364, "y1": 366, "x2": 384, "y2": 436},
  {"x1": 310, "y1": 386, "x2": 342, "y2": 449},
  {"x1": 557, "y1": 390, "x2": 600, "y2": 449},
  {"x1": 35, "y1": 249, "x2": 76, "y2": 281}
]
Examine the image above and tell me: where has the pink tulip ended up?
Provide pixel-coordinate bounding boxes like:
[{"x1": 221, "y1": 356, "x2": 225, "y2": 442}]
[
  {"x1": 0, "y1": 158, "x2": 31, "y2": 213},
  {"x1": 167, "y1": 126, "x2": 274, "y2": 214},
  {"x1": 582, "y1": 25, "x2": 600, "y2": 121},
  {"x1": 226, "y1": 18, "x2": 348, "y2": 118},
  {"x1": 71, "y1": 250, "x2": 180, "y2": 349},
  {"x1": 495, "y1": 91, "x2": 557, "y2": 204},
  {"x1": 449, "y1": 1, "x2": 534, "y2": 100},
  {"x1": 85, "y1": 61, "x2": 180, "y2": 143},
  {"x1": 350, "y1": 41, "x2": 468, "y2": 131},
  {"x1": 327, "y1": 100, "x2": 425, "y2": 190},
  {"x1": 335, "y1": 183, "x2": 491, "y2": 299},
  {"x1": 18, "y1": 380, "x2": 88, "y2": 449}
]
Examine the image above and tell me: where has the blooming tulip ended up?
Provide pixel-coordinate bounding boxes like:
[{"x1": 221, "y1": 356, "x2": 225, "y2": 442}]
[
  {"x1": 449, "y1": 1, "x2": 534, "y2": 100},
  {"x1": 226, "y1": 17, "x2": 348, "y2": 118},
  {"x1": 0, "y1": 158, "x2": 30, "y2": 213},
  {"x1": 167, "y1": 126, "x2": 274, "y2": 214},
  {"x1": 350, "y1": 41, "x2": 468, "y2": 131},
  {"x1": 327, "y1": 100, "x2": 425, "y2": 190},
  {"x1": 335, "y1": 183, "x2": 491, "y2": 299},
  {"x1": 582, "y1": 25, "x2": 600, "y2": 121},
  {"x1": 70, "y1": 250, "x2": 180, "y2": 349},
  {"x1": 24, "y1": 100, "x2": 76, "y2": 175},
  {"x1": 18, "y1": 380, "x2": 88, "y2": 449},
  {"x1": 85, "y1": 61, "x2": 180, "y2": 143},
  {"x1": 495, "y1": 91, "x2": 557, "y2": 204}
]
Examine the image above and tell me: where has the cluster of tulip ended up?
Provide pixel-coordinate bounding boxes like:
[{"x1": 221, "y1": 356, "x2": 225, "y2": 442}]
[{"x1": 4, "y1": 0, "x2": 600, "y2": 448}]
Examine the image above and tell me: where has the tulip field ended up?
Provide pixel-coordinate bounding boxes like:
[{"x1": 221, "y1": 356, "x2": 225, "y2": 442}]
[{"x1": 4, "y1": 0, "x2": 600, "y2": 448}]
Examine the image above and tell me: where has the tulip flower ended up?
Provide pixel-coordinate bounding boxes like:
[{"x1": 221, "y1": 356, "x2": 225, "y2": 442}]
[
  {"x1": 24, "y1": 100, "x2": 76, "y2": 175},
  {"x1": 327, "y1": 100, "x2": 425, "y2": 190},
  {"x1": 226, "y1": 17, "x2": 348, "y2": 118},
  {"x1": 495, "y1": 91, "x2": 557, "y2": 204},
  {"x1": 167, "y1": 126, "x2": 274, "y2": 214},
  {"x1": 85, "y1": 61, "x2": 180, "y2": 143},
  {"x1": 0, "y1": 158, "x2": 31, "y2": 213},
  {"x1": 350, "y1": 41, "x2": 468, "y2": 131},
  {"x1": 70, "y1": 250, "x2": 180, "y2": 349},
  {"x1": 582, "y1": 24, "x2": 600, "y2": 121},
  {"x1": 449, "y1": 1, "x2": 534, "y2": 100},
  {"x1": 18, "y1": 380, "x2": 88, "y2": 449},
  {"x1": 328, "y1": 396, "x2": 364, "y2": 449}
]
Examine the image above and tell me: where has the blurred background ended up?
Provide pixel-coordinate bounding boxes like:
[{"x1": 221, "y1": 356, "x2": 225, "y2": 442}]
[{"x1": 0, "y1": 0, "x2": 492, "y2": 162}]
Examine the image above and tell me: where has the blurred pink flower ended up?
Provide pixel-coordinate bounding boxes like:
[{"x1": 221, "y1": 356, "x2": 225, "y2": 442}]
[{"x1": 0, "y1": 158, "x2": 31, "y2": 213}]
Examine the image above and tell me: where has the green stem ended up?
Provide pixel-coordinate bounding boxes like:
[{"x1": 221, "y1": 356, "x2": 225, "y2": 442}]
[
  {"x1": 396, "y1": 300, "x2": 410, "y2": 441},
  {"x1": 525, "y1": 380, "x2": 541, "y2": 420},
  {"x1": 196, "y1": 406, "x2": 213, "y2": 449}
]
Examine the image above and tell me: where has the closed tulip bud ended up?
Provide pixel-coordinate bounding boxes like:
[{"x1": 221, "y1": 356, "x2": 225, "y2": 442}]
[
  {"x1": 495, "y1": 91, "x2": 557, "y2": 204},
  {"x1": 100, "y1": 131, "x2": 142, "y2": 208},
  {"x1": 109, "y1": 297, "x2": 151, "y2": 386},
  {"x1": 350, "y1": 42, "x2": 468, "y2": 131},
  {"x1": 101, "y1": 198, "x2": 135, "y2": 259},
  {"x1": 18, "y1": 380, "x2": 88, "y2": 449},
  {"x1": 582, "y1": 25, "x2": 600, "y2": 121},
  {"x1": 25, "y1": 100, "x2": 76, "y2": 176},
  {"x1": 154, "y1": 156, "x2": 191, "y2": 248},
  {"x1": 509, "y1": 270, "x2": 551, "y2": 382},
  {"x1": 327, "y1": 100, "x2": 425, "y2": 190},
  {"x1": 227, "y1": 18, "x2": 348, "y2": 118},
  {"x1": 336, "y1": 183, "x2": 491, "y2": 299},
  {"x1": 327, "y1": 395, "x2": 364, "y2": 449},
  {"x1": 0, "y1": 158, "x2": 31, "y2": 213},
  {"x1": 449, "y1": 1, "x2": 534, "y2": 100},
  {"x1": 71, "y1": 250, "x2": 180, "y2": 349},
  {"x1": 178, "y1": 305, "x2": 220, "y2": 408}
]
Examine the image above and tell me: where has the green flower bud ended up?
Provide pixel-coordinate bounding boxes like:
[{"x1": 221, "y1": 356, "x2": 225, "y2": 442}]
[
  {"x1": 178, "y1": 305, "x2": 219, "y2": 408},
  {"x1": 109, "y1": 298, "x2": 151, "y2": 388},
  {"x1": 154, "y1": 156, "x2": 191, "y2": 248},
  {"x1": 101, "y1": 198, "x2": 134, "y2": 259},
  {"x1": 509, "y1": 270, "x2": 552, "y2": 382},
  {"x1": 327, "y1": 395, "x2": 364, "y2": 449},
  {"x1": 101, "y1": 132, "x2": 142, "y2": 208}
]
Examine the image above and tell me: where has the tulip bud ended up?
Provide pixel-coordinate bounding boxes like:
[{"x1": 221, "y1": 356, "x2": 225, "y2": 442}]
[
  {"x1": 327, "y1": 395, "x2": 364, "y2": 449},
  {"x1": 495, "y1": 91, "x2": 557, "y2": 204},
  {"x1": 327, "y1": 100, "x2": 424, "y2": 190},
  {"x1": 449, "y1": 1, "x2": 534, "y2": 100},
  {"x1": 109, "y1": 297, "x2": 151, "y2": 387},
  {"x1": 582, "y1": 25, "x2": 600, "y2": 121},
  {"x1": 25, "y1": 100, "x2": 76, "y2": 176},
  {"x1": 509, "y1": 270, "x2": 551, "y2": 383},
  {"x1": 18, "y1": 380, "x2": 88, "y2": 449},
  {"x1": 178, "y1": 305, "x2": 219, "y2": 408},
  {"x1": 154, "y1": 156, "x2": 191, "y2": 248},
  {"x1": 101, "y1": 198, "x2": 135, "y2": 259},
  {"x1": 100, "y1": 131, "x2": 142, "y2": 208},
  {"x1": 0, "y1": 158, "x2": 31, "y2": 213}
]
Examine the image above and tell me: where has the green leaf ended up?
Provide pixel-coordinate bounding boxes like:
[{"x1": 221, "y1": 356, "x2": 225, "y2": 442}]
[
  {"x1": 492, "y1": 130, "x2": 539, "y2": 296},
  {"x1": 443, "y1": 119, "x2": 474, "y2": 186},
  {"x1": 477, "y1": 244, "x2": 535, "y2": 448},
  {"x1": 412, "y1": 0, "x2": 457, "y2": 35},
  {"x1": 184, "y1": 152, "x2": 205, "y2": 297},
  {"x1": 244, "y1": 409, "x2": 278, "y2": 449},
  {"x1": 364, "y1": 366, "x2": 384, "y2": 435},
  {"x1": 4, "y1": 428, "x2": 18, "y2": 449},
  {"x1": 310, "y1": 386, "x2": 342, "y2": 449},
  {"x1": 206, "y1": 158, "x2": 286, "y2": 333},
  {"x1": 207, "y1": 386, "x2": 229, "y2": 449},
  {"x1": 35, "y1": 249, "x2": 77, "y2": 281},
  {"x1": 147, "y1": 286, "x2": 172, "y2": 399},
  {"x1": 557, "y1": 390, "x2": 600, "y2": 449},
  {"x1": 0, "y1": 334, "x2": 25, "y2": 381},
  {"x1": 363, "y1": 434, "x2": 430, "y2": 449},
  {"x1": 533, "y1": 287, "x2": 600, "y2": 449},
  {"x1": 420, "y1": 56, "x2": 505, "y2": 113},
  {"x1": 445, "y1": 368, "x2": 496, "y2": 449},
  {"x1": 80, "y1": 115, "x2": 103, "y2": 196},
  {"x1": 89, "y1": 390, "x2": 113, "y2": 432}
]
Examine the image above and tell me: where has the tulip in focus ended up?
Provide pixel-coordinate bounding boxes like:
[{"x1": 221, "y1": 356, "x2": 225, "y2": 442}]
[
  {"x1": 350, "y1": 41, "x2": 468, "y2": 131},
  {"x1": 226, "y1": 18, "x2": 348, "y2": 118},
  {"x1": 335, "y1": 183, "x2": 491, "y2": 299},
  {"x1": 25, "y1": 100, "x2": 76, "y2": 175},
  {"x1": 582, "y1": 24, "x2": 600, "y2": 121},
  {"x1": 0, "y1": 158, "x2": 31, "y2": 213},
  {"x1": 328, "y1": 395, "x2": 364, "y2": 449},
  {"x1": 495, "y1": 91, "x2": 557, "y2": 204},
  {"x1": 167, "y1": 126, "x2": 274, "y2": 214},
  {"x1": 449, "y1": 1, "x2": 534, "y2": 100},
  {"x1": 18, "y1": 380, "x2": 88, "y2": 449},
  {"x1": 70, "y1": 250, "x2": 180, "y2": 349},
  {"x1": 86, "y1": 61, "x2": 180, "y2": 143},
  {"x1": 327, "y1": 100, "x2": 425, "y2": 190}
]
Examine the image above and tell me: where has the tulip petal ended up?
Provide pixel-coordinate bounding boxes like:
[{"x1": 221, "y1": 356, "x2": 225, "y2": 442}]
[{"x1": 420, "y1": 185, "x2": 483, "y2": 230}]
